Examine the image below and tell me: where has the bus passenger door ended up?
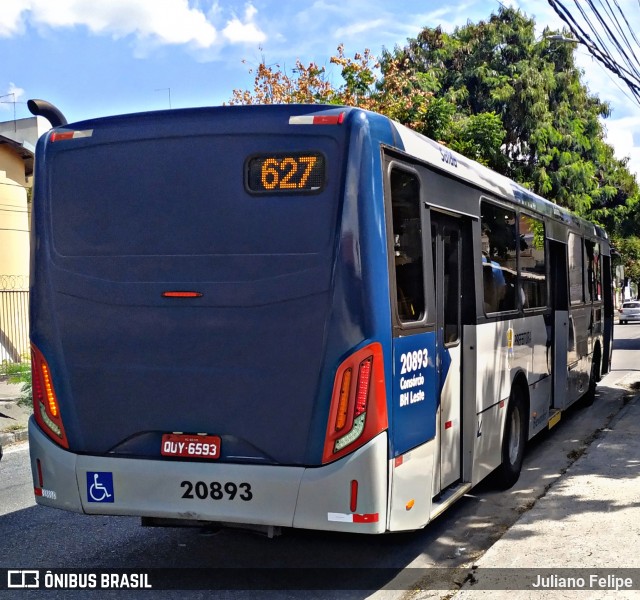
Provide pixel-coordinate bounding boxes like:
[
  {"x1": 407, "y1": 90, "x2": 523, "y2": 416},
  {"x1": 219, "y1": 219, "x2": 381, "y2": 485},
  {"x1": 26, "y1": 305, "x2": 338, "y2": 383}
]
[
  {"x1": 549, "y1": 239, "x2": 569, "y2": 409},
  {"x1": 431, "y1": 213, "x2": 462, "y2": 492}
]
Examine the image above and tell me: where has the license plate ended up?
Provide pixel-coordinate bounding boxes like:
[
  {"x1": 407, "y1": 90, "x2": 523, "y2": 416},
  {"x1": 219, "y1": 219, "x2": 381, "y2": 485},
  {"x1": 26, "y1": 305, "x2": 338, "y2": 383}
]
[{"x1": 161, "y1": 434, "x2": 221, "y2": 459}]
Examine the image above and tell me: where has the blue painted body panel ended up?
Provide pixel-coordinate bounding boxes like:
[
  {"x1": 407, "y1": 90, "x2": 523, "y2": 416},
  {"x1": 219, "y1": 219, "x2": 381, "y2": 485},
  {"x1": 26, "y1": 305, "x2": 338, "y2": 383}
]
[
  {"x1": 30, "y1": 104, "x2": 425, "y2": 467},
  {"x1": 391, "y1": 333, "x2": 438, "y2": 456}
]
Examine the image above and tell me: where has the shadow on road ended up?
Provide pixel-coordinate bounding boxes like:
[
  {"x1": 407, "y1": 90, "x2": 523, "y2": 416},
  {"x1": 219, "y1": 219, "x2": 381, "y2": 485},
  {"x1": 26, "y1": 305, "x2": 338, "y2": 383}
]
[{"x1": 0, "y1": 378, "x2": 635, "y2": 598}]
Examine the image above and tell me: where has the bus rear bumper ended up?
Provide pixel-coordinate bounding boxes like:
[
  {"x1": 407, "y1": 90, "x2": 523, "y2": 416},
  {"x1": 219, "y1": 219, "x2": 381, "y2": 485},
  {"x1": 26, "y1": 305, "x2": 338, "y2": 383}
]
[{"x1": 28, "y1": 418, "x2": 388, "y2": 534}]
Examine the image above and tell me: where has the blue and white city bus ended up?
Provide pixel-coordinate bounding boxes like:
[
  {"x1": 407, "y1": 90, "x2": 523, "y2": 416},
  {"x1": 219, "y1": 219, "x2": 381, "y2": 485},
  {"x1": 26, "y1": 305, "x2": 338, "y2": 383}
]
[{"x1": 27, "y1": 101, "x2": 613, "y2": 534}]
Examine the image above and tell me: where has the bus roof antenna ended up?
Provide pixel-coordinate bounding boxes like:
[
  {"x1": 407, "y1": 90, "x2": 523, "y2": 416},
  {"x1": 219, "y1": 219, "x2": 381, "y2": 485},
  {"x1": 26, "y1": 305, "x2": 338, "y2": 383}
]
[{"x1": 27, "y1": 99, "x2": 68, "y2": 127}]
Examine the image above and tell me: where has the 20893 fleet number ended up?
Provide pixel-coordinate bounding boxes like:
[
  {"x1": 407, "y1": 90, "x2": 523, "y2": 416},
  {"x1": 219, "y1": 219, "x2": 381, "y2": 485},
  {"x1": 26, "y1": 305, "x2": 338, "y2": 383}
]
[{"x1": 180, "y1": 480, "x2": 253, "y2": 501}]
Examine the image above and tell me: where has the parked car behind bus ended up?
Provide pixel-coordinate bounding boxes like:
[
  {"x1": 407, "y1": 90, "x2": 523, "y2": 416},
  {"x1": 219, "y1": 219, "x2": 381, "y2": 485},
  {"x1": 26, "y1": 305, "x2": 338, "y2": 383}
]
[{"x1": 619, "y1": 300, "x2": 640, "y2": 324}]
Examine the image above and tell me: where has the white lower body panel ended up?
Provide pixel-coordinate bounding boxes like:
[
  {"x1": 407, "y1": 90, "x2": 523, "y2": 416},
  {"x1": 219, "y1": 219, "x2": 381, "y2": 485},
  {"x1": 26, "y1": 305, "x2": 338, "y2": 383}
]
[{"x1": 29, "y1": 418, "x2": 389, "y2": 534}]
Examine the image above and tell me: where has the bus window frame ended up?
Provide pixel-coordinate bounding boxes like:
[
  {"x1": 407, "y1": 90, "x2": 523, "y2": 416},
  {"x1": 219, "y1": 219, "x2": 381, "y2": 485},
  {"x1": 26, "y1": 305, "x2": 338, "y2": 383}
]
[
  {"x1": 384, "y1": 160, "x2": 434, "y2": 334},
  {"x1": 433, "y1": 213, "x2": 463, "y2": 349},
  {"x1": 479, "y1": 198, "x2": 551, "y2": 320},
  {"x1": 584, "y1": 237, "x2": 603, "y2": 306},
  {"x1": 479, "y1": 197, "x2": 521, "y2": 319},
  {"x1": 519, "y1": 211, "x2": 549, "y2": 315},
  {"x1": 566, "y1": 232, "x2": 604, "y2": 309},
  {"x1": 568, "y1": 231, "x2": 586, "y2": 306}
]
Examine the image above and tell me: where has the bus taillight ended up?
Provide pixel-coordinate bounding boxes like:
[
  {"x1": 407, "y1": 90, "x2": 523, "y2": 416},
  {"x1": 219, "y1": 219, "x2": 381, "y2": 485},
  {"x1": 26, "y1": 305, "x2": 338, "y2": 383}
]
[
  {"x1": 322, "y1": 343, "x2": 387, "y2": 464},
  {"x1": 31, "y1": 344, "x2": 69, "y2": 448},
  {"x1": 335, "y1": 368, "x2": 352, "y2": 430},
  {"x1": 354, "y1": 357, "x2": 372, "y2": 416}
]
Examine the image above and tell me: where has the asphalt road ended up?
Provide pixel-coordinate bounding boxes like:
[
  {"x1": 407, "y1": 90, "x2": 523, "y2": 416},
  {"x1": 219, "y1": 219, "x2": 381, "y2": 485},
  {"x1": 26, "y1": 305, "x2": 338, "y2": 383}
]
[{"x1": 1, "y1": 324, "x2": 639, "y2": 600}]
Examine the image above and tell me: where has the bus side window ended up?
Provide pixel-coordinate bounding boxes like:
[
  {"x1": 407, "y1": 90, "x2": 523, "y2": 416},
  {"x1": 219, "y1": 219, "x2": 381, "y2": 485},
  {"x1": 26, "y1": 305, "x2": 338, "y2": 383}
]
[
  {"x1": 480, "y1": 201, "x2": 517, "y2": 314},
  {"x1": 443, "y1": 229, "x2": 460, "y2": 343},
  {"x1": 390, "y1": 169, "x2": 425, "y2": 323},
  {"x1": 585, "y1": 240, "x2": 601, "y2": 303},
  {"x1": 568, "y1": 232, "x2": 584, "y2": 304},
  {"x1": 519, "y1": 214, "x2": 547, "y2": 310},
  {"x1": 482, "y1": 259, "x2": 499, "y2": 313}
]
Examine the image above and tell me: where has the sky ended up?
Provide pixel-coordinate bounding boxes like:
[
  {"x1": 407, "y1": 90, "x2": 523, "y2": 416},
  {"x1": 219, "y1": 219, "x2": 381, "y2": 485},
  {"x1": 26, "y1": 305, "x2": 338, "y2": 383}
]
[{"x1": 2, "y1": 0, "x2": 640, "y2": 176}]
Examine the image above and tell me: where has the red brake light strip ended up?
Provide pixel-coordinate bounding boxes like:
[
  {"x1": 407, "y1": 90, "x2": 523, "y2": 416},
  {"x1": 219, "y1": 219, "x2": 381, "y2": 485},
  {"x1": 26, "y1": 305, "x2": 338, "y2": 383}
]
[
  {"x1": 162, "y1": 291, "x2": 203, "y2": 298},
  {"x1": 50, "y1": 130, "x2": 93, "y2": 142},
  {"x1": 289, "y1": 113, "x2": 345, "y2": 125}
]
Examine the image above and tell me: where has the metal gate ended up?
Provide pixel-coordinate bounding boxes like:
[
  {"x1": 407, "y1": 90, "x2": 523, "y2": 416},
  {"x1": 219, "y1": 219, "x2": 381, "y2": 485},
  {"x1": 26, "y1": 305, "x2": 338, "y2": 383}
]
[{"x1": 0, "y1": 275, "x2": 29, "y2": 363}]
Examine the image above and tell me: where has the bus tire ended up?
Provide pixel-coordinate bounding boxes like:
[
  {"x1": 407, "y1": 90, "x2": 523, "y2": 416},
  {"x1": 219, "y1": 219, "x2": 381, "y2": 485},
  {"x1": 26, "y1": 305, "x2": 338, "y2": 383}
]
[
  {"x1": 581, "y1": 349, "x2": 601, "y2": 407},
  {"x1": 494, "y1": 386, "x2": 527, "y2": 489}
]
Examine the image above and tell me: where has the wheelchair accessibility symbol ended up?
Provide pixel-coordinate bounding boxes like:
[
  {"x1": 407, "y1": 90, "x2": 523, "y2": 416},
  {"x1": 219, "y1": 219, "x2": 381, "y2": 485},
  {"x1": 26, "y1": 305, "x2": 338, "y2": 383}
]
[{"x1": 87, "y1": 472, "x2": 114, "y2": 503}]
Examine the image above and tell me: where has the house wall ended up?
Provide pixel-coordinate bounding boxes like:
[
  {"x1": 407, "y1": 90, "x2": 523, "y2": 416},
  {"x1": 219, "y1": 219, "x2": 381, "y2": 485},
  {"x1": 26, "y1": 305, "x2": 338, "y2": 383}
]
[
  {"x1": 0, "y1": 146, "x2": 30, "y2": 362},
  {"x1": 0, "y1": 145, "x2": 28, "y2": 186}
]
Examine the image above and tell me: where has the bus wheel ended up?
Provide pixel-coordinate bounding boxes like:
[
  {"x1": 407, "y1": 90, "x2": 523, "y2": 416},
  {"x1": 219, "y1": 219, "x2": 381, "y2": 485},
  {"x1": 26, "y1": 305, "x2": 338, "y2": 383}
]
[
  {"x1": 494, "y1": 387, "x2": 526, "y2": 489},
  {"x1": 581, "y1": 350, "x2": 600, "y2": 407}
]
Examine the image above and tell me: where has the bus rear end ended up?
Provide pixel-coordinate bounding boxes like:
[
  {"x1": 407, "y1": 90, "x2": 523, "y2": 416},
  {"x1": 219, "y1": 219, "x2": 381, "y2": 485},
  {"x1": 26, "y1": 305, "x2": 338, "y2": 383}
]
[{"x1": 29, "y1": 105, "x2": 391, "y2": 533}]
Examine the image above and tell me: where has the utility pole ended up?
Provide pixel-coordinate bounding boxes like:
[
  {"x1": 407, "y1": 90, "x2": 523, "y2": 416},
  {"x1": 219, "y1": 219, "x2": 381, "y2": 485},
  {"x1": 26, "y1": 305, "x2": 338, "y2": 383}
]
[
  {"x1": 155, "y1": 88, "x2": 172, "y2": 109},
  {"x1": 0, "y1": 93, "x2": 17, "y2": 130}
]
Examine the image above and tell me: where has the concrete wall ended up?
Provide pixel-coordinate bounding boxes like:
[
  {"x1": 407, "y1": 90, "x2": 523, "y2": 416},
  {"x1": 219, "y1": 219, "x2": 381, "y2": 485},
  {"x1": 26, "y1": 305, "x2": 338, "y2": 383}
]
[
  {"x1": 0, "y1": 147, "x2": 31, "y2": 362},
  {"x1": 0, "y1": 145, "x2": 28, "y2": 187}
]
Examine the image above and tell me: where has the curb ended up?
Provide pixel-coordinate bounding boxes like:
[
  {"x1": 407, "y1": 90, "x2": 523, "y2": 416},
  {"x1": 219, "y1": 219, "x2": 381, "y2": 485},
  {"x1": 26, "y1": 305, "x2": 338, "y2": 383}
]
[
  {"x1": 603, "y1": 390, "x2": 639, "y2": 429},
  {"x1": 0, "y1": 428, "x2": 28, "y2": 447},
  {"x1": 449, "y1": 392, "x2": 640, "y2": 598},
  {"x1": 0, "y1": 395, "x2": 30, "y2": 448}
]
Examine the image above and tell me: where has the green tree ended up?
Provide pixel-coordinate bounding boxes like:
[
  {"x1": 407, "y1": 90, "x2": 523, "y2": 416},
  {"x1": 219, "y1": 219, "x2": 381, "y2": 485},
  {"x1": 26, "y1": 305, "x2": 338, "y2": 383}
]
[
  {"x1": 228, "y1": 45, "x2": 382, "y2": 110},
  {"x1": 382, "y1": 7, "x2": 637, "y2": 218},
  {"x1": 614, "y1": 236, "x2": 640, "y2": 290},
  {"x1": 228, "y1": 6, "x2": 639, "y2": 241}
]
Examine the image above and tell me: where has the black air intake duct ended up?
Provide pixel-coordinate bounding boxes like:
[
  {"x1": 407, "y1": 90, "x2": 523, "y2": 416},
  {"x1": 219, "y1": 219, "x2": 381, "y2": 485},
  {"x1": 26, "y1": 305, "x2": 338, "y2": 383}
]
[{"x1": 27, "y1": 99, "x2": 68, "y2": 127}]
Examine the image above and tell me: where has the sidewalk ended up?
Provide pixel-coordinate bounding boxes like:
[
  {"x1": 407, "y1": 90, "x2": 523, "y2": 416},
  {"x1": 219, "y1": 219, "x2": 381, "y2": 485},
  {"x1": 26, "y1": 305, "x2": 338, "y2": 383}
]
[
  {"x1": 446, "y1": 394, "x2": 640, "y2": 599},
  {"x1": 0, "y1": 379, "x2": 30, "y2": 448}
]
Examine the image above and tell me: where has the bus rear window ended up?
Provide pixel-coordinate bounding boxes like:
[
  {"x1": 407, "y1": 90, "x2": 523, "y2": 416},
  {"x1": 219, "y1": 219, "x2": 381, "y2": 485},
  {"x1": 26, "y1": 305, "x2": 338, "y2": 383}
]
[{"x1": 49, "y1": 136, "x2": 339, "y2": 258}]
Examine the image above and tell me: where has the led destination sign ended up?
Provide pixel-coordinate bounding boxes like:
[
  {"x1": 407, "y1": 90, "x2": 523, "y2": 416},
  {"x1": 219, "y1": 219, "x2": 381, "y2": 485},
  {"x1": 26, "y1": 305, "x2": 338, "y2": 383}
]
[{"x1": 247, "y1": 152, "x2": 325, "y2": 193}]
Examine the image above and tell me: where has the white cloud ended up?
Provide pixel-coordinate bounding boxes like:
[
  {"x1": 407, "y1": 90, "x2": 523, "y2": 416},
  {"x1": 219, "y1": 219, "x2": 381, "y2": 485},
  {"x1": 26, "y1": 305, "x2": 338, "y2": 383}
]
[
  {"x1": 604, "y1": 116, "x2": 640, "y2": 178},
  {"x1": 511, "y1": 0, "x2": 640, "y2": 180},
  {"x1": 626, "y1": 148, "x2": 640, "y2": 180},
  {"x1": 38, "y1": 0, "x2": 216, "y2": 47},
  {"x1": 0, "y1": 83, "x2": 25, "y2": 112},
  {"x1": 0, "y1": 0, "x2": 268, "y2": 49},
  {"x1": 222, "y1": 4, "x2": 266, "y2": 44},
  {"x1": 8, "y1": 82, "x2": 25, "y2": 100},
  {"x1": 333, "y1": 19, "x2": 387, "y2": 39},
  {"x1": 0, "y1": 0, "x2": 31, "y2": 37}
]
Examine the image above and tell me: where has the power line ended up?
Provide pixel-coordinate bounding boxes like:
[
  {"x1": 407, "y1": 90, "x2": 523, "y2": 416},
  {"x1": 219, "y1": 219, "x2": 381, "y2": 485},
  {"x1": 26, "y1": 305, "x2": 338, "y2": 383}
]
[
  {"x1": 548, "y1": 0, "x2": 640, "y2": 106},
  {"x1": 0, "y1": 181, "x2": 30, "y2": 189},
  {"x1": 0, "y1": 207, "x2": 29, "y2": 214},
  {"x1": 0, "y1": 202, "x2": 29, "y2": 208}
]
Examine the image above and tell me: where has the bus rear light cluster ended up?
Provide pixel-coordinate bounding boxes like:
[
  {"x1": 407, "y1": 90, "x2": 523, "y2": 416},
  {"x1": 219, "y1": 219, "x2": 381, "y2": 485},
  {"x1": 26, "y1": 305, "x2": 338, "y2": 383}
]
[
  {"x1": 162, "y1": 291, "x2": 203, "y2": 298},
  {"x1": 289, "y1": 112, "x2": 345, "y2": 126},
  {"x1": 49, "y1": 129, "x2": 93, "y2": 142},
  {"x1": 322, "y1": 343, "x2": 387, "y2": 464},
  {"x1": 31, "y1": 344, "x2": 69, "y2": 448}
]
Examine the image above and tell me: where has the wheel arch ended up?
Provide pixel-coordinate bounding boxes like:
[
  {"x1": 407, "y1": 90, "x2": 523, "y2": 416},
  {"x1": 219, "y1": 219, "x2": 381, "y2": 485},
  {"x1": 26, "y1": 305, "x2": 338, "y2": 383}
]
[
  {"x1": 509, "y1": 369, "x2": 531, "y2": 437},
  {"x1": 593, "y1": 339, "x2": 603, "y2": 383},
  {"x1": 493, "y1": 370, "x2": 530, "y2": 489}
]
